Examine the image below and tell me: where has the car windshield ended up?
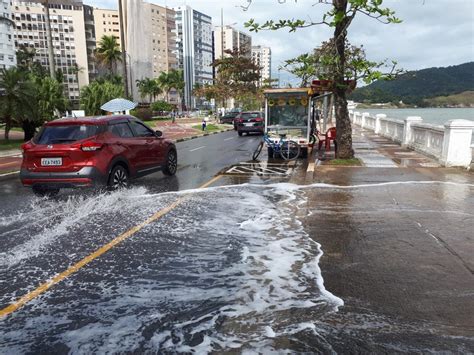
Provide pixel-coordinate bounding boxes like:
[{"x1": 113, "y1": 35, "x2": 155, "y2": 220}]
[{"x1": 35, "y1": 125, "x2": 101, "y2": 144}]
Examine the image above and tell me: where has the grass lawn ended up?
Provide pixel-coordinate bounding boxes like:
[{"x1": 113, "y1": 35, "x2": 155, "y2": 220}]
[
  {"x1": 191, "y1": 124, "x2": 223, "y2": 133},
  {"x1": 0, "y1": 139, "x2": 24, "y2": 151},
  {"x1": 326, "y1": 158, "x2": 362, "y2": 166}
]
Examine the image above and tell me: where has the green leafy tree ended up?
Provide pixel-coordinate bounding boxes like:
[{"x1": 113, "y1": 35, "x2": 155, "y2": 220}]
[
  {"x1": 80, "y1": 80, "x2": 124, "y2": 115},
  {"x1": 245, "y1": 0, "x2": 401, "y2": 159},
  {"x1": 95, "y1": 35, "x2": 122, "y2": 75},
  {"x1": 16, "y1": 45, "x2": 37, "y2": 71},
  {"x1": 151, "y1": 100, "x2": 175, "y2": 112},
  {"x1": 194, "y1": 49, "x2": 260, "y2": 108},
  {"x1": 282, "y1": 53, "x2": 319, "y2": 86},
  {"x1": 0, "y1": 68, "x2": 30, "y2": 140}
]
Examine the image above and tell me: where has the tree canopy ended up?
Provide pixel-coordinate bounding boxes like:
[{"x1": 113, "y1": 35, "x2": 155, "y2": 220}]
[{"x1": 244, "y1": 0, "x2": 402, "y2": 159}]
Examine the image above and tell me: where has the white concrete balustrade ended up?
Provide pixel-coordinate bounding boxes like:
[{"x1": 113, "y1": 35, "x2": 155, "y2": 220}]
[{"x1": 350, "y1": 111, "x2": 474, "y2": 168}]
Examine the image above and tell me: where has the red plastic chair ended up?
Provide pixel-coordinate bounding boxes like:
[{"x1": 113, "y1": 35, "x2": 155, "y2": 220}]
[{"x1": 318, "y1": 127, "x2": 337, "y2": 151}]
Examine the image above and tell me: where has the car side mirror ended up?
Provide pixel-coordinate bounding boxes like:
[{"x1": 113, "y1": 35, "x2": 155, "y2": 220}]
[{"x1": 155, "y1": 130, "x2": 163, "y2": 137}]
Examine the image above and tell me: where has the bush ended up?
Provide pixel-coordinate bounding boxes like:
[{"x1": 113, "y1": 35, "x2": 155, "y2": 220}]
[
  {"x1": 151, "y1": 100, "x2": 175, "y2": 112},
  {"x1": 130, "y1": 107, "x2": 153, "y2": 121}
]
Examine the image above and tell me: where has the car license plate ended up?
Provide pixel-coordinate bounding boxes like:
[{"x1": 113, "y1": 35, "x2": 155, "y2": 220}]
[
  {"x1": 244, "y1": 123, "x2": 253, "y2": 127},
  {"x1": 41, "y1": 157, "x2": 62, "y2": 166}
]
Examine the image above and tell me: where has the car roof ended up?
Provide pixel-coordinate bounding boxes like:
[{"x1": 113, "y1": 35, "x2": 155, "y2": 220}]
[{"x1": 46, "y1": 115, "x2": 136, "y2": 126}]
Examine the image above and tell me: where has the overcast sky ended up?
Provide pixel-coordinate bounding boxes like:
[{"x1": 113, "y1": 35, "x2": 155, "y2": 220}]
[{"x1": 92, "y1": 0, "x2": 474, "y2": 85}]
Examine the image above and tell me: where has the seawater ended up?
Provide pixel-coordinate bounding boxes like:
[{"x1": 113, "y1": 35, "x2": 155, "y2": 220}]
[
  {"x1": 358, "y1": 107, "x2": 474, "y2": 142},
  {"x1": 359, "y1": 107, "x2": 474, "y2": 125}
]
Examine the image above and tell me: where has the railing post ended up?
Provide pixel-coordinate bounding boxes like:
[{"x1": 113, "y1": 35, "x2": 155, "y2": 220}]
[
  {"x1": 375, "y1": 114, "x2": 386, "y2": 134},
  {"x1": 354, "y1": 112, "x2": 361, "y2": 126},
  {"x1": 402, "y1": 116, "x2": 423, "y2": 147},
  {"x1": 440, "y1": 120, "x2": 474, "y2": 167},
  {"x1": 361, "y1": 112, "x2": 369, "y2": 129}
]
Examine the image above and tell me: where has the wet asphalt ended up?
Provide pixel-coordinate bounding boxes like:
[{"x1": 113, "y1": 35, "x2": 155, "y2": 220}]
[{"x1": 1, "y1": 129, "x2": 474, "y2": 353}]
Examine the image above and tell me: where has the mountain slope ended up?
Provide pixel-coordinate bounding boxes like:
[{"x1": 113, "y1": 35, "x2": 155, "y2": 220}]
[{"x1": 350, "y1": 62, "x2": 474, "y2": 106}]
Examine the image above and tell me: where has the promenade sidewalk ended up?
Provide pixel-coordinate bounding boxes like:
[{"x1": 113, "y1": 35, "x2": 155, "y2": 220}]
[{"x1": 294, "y1": 128, "x2": 474, "y2": 351}]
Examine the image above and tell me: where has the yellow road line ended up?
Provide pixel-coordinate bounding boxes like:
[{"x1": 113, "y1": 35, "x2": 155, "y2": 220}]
[{"x1": 0, "y1": 174, "x2": 223, "y2": 318}]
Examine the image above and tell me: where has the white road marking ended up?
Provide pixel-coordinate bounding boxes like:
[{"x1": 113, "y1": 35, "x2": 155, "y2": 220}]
[
  {"x1": 189, "y1": 146, "x2": 206, "y2": 152},
  {"x1": 224, "y1": 136, "x2": 236, "y2": 141},
  {"x1": 226, "y1": 163, "x2": 293, "y2": 176}
]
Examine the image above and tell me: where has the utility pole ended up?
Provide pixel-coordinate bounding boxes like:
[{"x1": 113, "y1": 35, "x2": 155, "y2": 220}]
[
  {"x1": 118, "y1": 0, "x2": 129, "y2": 98},
  {"x1": 43, "y1": 0, "x2": 55, "y2": 78}
]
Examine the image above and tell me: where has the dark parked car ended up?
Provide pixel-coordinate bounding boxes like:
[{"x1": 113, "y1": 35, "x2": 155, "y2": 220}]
[
  {"x1": 235, "y1": 111, "x2": 265, "y2": 136},
  {"x1": 220, "y1": 111, "x2": 239, "y2": 125},
  {"x1": 20, "y1": 115, "x2": 177, "y2": 196}
]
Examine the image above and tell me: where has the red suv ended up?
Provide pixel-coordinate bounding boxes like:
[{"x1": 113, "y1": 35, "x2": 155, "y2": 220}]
[
  {"x1": 236, "y1": 111, "x2": 264, "y2": 136},
  {"x1": 20, "y1": 115, "x2": 177, "y2": 196}
]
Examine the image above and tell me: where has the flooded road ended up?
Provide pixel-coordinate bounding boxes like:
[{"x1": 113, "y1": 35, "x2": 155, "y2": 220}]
[
  {"x1": 1, "y1": 178, "x2": 473, "y2": 353},
  {"x1": 0, "y1": 183, "x2": 343, "y2": 353}
]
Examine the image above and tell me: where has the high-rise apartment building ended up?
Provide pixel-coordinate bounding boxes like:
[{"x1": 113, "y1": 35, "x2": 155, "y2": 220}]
[
  {"x1": 213, "y1": 25, "x2": 252, "y2": 59},
  {"x1": 174, "y1": 5, "x2": 213, "y2": 109},
  {"x1": 252, "y1": 45, "x2": 271, "y2": 87},
  {"x1": 12, "y1": 0, "x2": 89, "y2": 102},
  {"x1": 0, "y1": 0, "x2": 16, "y2": 69},
  {"x1": 82, "y1": 4, "x2": 97, "y2": 82},
  {"x1": 122, "y1": 0, "x2": 177, "y2": 102},
  {"x1": 93, "y1": 8, "x2": 120, "y2": 48}
]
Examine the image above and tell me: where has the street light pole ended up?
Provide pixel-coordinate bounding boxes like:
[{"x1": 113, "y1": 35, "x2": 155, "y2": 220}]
[{"x1": 118, "y1": 0, "x2": 129, "y2": 98}]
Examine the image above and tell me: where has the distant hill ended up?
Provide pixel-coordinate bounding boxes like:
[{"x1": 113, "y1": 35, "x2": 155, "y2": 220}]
[
  {"x1": 349, "y1": 62, "x2": 474, "y2": 107},
  {"x1": 424, "y1": 91, "x2": 474, "y2": 107}
]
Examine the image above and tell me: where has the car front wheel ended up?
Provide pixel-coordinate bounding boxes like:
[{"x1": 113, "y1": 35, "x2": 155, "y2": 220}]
[{"x1": 163, "y1": 149, "x2": 177, "y2": 176}]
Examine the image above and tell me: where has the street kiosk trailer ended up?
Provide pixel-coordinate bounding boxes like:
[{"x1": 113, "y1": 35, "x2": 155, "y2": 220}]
[{"x1": 264, "y1": 88, "x2": 313, "y2": 158}]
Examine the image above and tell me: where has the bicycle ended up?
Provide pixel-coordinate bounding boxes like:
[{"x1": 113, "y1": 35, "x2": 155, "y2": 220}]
[{"x1": 252, "y1": 133, "x2": 301, "y2": 161}]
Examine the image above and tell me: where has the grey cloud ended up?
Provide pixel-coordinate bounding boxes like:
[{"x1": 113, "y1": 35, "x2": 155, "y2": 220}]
[{"x1": 92, "y1": 0, "x2": 474, "y2": 83}]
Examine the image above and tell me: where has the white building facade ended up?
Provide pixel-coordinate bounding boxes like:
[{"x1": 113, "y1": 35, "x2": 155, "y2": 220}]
[
  {"x1": 12, "y1": 0, "x2": 89, "y2": 102},
  {"x1": 213, "y1": 25, "x2": 252, "y2": 59},
  {"x1": 174, "y1": 5, "x2": 213, "y2": 109},
  {"x1": 0, "y1": 0, "x2": 16, "y2": 69},
  {"x1": 252, "y1": 45, "x2": 271, "y2": 87},
  {"x1": 122, "y1": 0, "x2": 178, "y2": 103}
]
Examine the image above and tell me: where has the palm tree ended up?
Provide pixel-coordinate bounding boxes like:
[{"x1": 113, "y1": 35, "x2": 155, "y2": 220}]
[
  {"x1": 168, "y1": 69, "x2": 185, "y2": 110},
  {"x1": 95, "y1": 35, "x2": 122, "y2": 75},
  {"x1": 0, "y1": 68, "x2": 30, "y2": 140},
  {"x1": 136, "y1": 78, "x2": 162, "y2": 103},
  {"x1": 157, "y1": 72, "x2": 173, "y2": 102}
]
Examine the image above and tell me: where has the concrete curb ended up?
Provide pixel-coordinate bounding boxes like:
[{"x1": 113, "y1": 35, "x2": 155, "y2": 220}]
[{"x1": 174, "y1": 127, "x2": 234, "y2": 143}]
